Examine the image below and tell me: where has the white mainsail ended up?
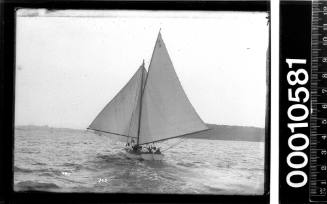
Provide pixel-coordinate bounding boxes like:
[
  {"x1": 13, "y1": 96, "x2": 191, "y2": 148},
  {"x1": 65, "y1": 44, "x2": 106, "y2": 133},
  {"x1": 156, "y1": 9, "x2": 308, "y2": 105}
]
[
  {"x1": 138, "y1": 32, "x2": 208, "y2": 145},
  {"x1": 88, "y1": 63, "x2": 147, "y2": 138},
  {"x1": 88, "y1": 31, "x2": 208, "y2": 145}
]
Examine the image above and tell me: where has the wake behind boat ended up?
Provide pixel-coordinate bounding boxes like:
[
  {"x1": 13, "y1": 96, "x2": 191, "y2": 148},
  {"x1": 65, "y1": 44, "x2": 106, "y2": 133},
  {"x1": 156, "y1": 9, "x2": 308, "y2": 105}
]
[{"x1": 87, "y1": 30, "x2": 209, "y2": 161}]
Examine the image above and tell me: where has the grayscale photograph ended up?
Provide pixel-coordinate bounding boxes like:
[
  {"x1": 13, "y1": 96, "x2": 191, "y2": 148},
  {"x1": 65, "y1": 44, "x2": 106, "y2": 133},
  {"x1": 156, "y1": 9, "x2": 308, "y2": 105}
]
[{"x1": 14, "y1": 9, "x2": 269, "y2": 195}]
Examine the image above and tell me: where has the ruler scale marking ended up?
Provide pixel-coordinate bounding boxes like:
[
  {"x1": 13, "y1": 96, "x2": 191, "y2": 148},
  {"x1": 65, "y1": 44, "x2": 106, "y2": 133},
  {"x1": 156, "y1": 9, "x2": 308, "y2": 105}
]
[{"x1": 310, "y1": 0, "x2": 327, "y2": 202}]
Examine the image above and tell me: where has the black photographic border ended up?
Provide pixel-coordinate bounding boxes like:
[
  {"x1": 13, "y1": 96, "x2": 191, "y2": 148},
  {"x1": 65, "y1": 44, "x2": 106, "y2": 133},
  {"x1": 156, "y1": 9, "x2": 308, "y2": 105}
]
[{"x1": 0, "y1": 1, "x2": 270, "y2": 204}]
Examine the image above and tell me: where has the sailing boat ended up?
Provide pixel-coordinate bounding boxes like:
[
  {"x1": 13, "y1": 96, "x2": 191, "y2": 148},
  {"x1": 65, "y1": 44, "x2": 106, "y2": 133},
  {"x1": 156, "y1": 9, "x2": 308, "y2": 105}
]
[{"x1": 87, "y1": 31, "x2": 209, "y2": 160}]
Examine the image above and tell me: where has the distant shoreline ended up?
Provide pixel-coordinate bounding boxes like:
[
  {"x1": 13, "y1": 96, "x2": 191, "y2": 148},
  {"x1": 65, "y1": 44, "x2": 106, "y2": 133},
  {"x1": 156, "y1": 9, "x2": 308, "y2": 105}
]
[{"x1": 15, "y1": 124, "x2": 265, "y2": 142}]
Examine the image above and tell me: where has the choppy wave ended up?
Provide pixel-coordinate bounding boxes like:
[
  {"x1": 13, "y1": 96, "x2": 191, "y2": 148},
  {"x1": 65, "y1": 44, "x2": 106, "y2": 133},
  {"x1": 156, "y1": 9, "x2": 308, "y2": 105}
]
[
  {"x1": 15, "y1": 166, "x2": 65, "y2": 176},
  {"x1": 62, "y1": 162, "x2": 84, "y2": 171},
  {"x1": 14, "y1": 166, "x2": 34, "y2": 173}
]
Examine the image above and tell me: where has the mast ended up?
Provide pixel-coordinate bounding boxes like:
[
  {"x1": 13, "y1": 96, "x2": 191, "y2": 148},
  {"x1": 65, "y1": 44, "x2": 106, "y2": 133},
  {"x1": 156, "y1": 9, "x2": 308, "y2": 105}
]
[{"x1": 136, "y1": 60, "x2": 145, "y2": 145}]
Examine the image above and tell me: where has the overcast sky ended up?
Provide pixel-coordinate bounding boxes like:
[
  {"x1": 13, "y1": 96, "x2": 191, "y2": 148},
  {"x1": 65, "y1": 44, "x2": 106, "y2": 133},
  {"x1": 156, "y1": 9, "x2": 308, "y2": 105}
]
[{"x1": 15, "y1": 9, "x2": 268, "y2": 129}]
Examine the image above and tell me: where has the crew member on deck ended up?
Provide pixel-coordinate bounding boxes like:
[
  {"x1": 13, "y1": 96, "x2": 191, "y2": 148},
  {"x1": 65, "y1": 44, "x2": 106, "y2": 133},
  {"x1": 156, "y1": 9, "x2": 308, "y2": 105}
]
[
  {"x1": 155, "y1": 147, "x2": 161, "y2": 154},
  {"x1": 147, "y1": 146, "x2": 152, "y2": 153}
]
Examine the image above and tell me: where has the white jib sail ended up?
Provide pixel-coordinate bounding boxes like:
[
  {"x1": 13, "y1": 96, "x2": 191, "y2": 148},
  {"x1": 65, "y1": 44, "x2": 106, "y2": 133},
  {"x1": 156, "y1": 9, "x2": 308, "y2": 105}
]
[
  {"x1": 138, "y1": 32, "x2": 209, "y2": 145},
  {"x1": 88, "y1": 64, "x2": 146, "y2": 139}
]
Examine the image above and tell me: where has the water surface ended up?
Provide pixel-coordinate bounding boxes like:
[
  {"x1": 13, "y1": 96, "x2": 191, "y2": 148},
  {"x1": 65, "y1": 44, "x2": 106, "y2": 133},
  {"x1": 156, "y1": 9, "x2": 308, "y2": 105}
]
[{"x1": 14, "y1": 127, "x2": 265, "y2": 194}]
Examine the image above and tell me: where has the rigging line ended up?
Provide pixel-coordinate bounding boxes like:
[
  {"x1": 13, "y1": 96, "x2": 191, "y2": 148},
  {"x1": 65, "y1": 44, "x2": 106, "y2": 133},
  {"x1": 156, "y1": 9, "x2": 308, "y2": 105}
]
[
  {"x1": 86, "y1": 128, "x2": 136, "y2": 138},
  {"x1": 138, "y1": 128, "x2": 210, "y2": 145},
  {"x1": 161, "y1": 137, "x2": 186, "y2": 152}
]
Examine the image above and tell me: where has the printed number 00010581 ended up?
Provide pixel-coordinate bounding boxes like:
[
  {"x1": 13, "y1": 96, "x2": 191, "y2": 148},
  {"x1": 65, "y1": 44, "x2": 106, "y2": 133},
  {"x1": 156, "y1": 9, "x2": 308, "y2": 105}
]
[{"x1": 285, "y1": 58, "x2": 310, "y2": 188}]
